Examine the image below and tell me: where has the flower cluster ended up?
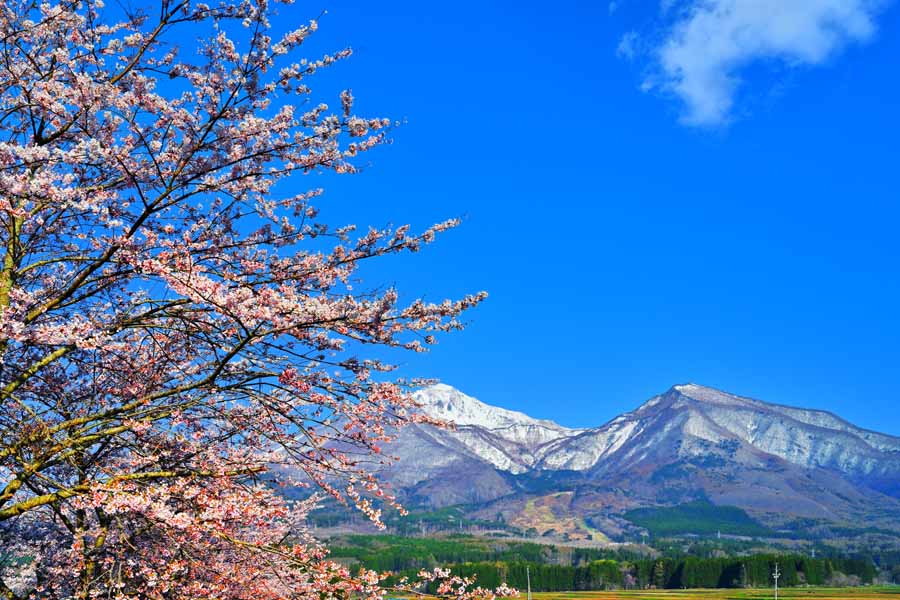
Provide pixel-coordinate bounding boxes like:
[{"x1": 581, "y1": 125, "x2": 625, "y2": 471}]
[{"x1": 0, "y1": 2, "x2": 503, "y2": 599}]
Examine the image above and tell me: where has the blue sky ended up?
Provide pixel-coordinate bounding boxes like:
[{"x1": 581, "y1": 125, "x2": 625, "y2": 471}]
[{"x1": 271, "y1": 0, "x2": 900, "y2": 434}]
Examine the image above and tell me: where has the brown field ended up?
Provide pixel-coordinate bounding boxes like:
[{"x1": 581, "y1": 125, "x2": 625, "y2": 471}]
[{"x1": 529, "y1": 588, "x2": 900, "y2": 599}]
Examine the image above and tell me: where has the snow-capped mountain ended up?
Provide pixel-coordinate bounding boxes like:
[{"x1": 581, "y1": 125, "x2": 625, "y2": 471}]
[
  {"x1": 411, "y1": 384, "x2": 582, "y2": 474},
  {"x1": 406, "y1": 383, "x2": 900, "y2": 481},
  {"x1": 381, "y1": 383, "x2": 900, "y2": 532}
]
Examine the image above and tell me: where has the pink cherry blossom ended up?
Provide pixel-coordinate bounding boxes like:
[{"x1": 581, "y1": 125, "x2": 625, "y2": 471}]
[{"x1": 0, "y1": 2, "x2": 504, "y2": 599}]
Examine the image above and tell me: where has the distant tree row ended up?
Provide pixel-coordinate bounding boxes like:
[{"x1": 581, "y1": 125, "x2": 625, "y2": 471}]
[
  {"x1": 331, "y1": 534, "x2": 886, "y2": 590},
  {"x1": 407, "y1": 555, "x2": 877, "y2": 591}
]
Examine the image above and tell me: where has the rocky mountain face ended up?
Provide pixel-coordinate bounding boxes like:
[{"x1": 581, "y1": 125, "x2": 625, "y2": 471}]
[{"x1": 380, "y1": 383, "x2": 900, "y2": 538}]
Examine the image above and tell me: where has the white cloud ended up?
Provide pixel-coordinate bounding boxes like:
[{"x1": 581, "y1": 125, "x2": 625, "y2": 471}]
[
  {"x1": 609, "y1": 1, "x2": 619, "y2": 15},
  {"x1": 645, "y1": 0, "x2": 883, "y2": 126},
  {"x1": 617, "y1": 31, "x2": 639, "y2": 60}
]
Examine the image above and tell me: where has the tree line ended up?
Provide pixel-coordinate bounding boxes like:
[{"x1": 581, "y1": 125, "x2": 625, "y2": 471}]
[{"x1": 400, "y1": 555, "x2": 877, "y2": 590}]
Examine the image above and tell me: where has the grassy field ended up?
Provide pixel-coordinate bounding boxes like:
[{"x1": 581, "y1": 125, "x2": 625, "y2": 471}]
[{"x1": 529, "y1": 588, "x2": 900, "y2": 599}]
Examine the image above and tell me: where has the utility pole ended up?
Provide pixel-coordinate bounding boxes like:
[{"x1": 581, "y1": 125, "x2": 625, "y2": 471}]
[
  {"x1": 526, "y1": 566, "x2": 532, "y2": 600},
  {"x1": 773, "y1": 562, "x2": 781, "y2": 600}
]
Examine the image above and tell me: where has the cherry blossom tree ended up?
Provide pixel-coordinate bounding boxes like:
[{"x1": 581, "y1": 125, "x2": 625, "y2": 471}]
[{"x1": 0, "y1": 2, "x2": 497, "y2": 598}]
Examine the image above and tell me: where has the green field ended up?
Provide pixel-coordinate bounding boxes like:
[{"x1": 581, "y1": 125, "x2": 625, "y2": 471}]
[{"x1": 530, "y1": 588, "x2": 900, "y2": 599}]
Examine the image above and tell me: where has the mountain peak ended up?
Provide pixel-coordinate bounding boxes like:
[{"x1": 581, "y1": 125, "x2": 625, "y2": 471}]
[
  {"x1": 414, "y1": 384, "x2": 574, "y2": 433},
  {"x1": 670, "y1": 383, "x2": 757, "y2": 407},
  {"x1": 672, "y1": 382, "x2": 728, "y2": 396},
  {"x1": 408, "y1": 384, "x2": 582, "y2": 475},
  {"x1": 672, "y1": 382, "x2": 707, "y2": 393}
]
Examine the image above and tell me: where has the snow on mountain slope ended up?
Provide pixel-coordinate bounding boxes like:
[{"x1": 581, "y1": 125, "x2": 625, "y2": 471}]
[
  {"x1": 393, "y1": 382, "x2": 900, "y2": 486},
  {"x1": 648, "y1": 384, "x2": 900, "y2": 478},
  {"x1": 415, "y1": 384, "x2": 577, "y2": 439},
  {"x1": 410, "y1": 384, "x2": 583, "y2": 474}
]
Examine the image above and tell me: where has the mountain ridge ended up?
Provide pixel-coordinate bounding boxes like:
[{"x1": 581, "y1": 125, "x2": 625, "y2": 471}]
[
  {"x1": 410, "y1": 382, "x2": 900, "y2": 475},
  {"x1": 379, "y1": 382, "x2": 900, "y2": 540}
]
